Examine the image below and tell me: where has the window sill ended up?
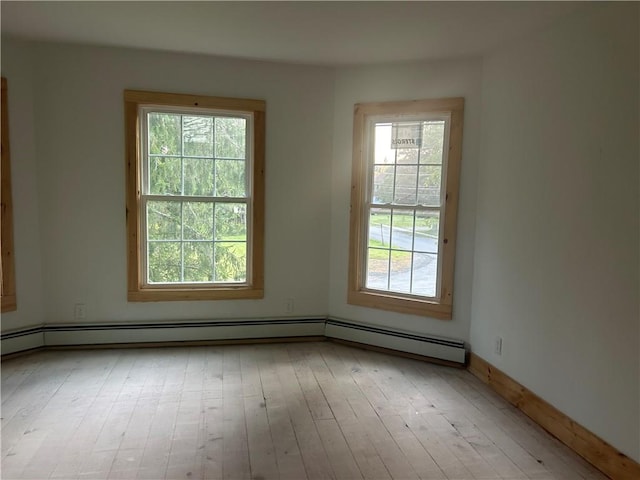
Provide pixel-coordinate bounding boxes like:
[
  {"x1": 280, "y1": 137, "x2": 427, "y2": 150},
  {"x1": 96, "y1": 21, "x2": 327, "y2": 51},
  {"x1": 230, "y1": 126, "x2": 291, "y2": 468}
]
[
  {"x1": 128, "y1": 287, "x2": 264, "y2": 302},
  {"x1": 347, "y1": 289, "x2": 451, "y2": 320}
]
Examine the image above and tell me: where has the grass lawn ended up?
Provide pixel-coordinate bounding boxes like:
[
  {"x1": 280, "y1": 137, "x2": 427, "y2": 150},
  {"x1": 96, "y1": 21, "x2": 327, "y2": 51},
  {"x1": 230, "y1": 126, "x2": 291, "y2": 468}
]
[
  {"x1": 367, "y1": 239, "x2": 412, "y2": 273},
  {"x1": 369, "y1": 212, "x2": 438, "y2": 234}
]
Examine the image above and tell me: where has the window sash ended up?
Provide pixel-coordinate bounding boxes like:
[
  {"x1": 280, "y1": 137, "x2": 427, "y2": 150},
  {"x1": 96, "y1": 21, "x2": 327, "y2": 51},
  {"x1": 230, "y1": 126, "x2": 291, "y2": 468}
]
[
  {"x1": 348, "y1": 97, "x2": 463, "y2": 319},
  {"x1": 139, "y1": 106, "x2": 254, "y2": 287},
  {"x1": 361, "y1": 114, "x2": 451, "y2": 301},
  {"x1": 140, "y1": 106, "x2": 253, "y2": 198},
  {"x1": 141, "y1": 197, "x2": 251, "y2": 287}
]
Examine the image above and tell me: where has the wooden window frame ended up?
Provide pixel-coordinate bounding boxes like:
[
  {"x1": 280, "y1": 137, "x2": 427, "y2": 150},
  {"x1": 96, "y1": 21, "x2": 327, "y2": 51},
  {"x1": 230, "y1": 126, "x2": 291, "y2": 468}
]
[
  {"x1": 348, "y1": 98, "x2": 464, "y2": 319},
  {"x1": 1, "y1": 77, "x2": 17, "y2": 312},
  {"x1": 124, "y1": 90, "x2": 265, "y2": 302}
]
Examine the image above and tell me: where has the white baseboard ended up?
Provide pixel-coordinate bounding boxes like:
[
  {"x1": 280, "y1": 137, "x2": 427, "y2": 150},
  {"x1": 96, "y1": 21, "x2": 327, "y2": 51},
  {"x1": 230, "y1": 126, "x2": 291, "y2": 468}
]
[
  {"x1": 2, "y1": 317, "x2": 466, "y2": 365},
  {"x1": 42, "y1": 318, "x2": 327, "y2": 346},
  {"x1": 325, "y1": 317, "x2": 466, "y2": 364},
  {"x1": 1, "y1": 328, "x2": 45, "y2": 355}
]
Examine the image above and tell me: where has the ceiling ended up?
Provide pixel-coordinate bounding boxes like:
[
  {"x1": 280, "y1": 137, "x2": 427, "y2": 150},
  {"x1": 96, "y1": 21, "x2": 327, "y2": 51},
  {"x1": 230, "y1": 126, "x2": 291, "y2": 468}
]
[{"x1": 1, "y1": 1, "x2": 588, "y2": 66}]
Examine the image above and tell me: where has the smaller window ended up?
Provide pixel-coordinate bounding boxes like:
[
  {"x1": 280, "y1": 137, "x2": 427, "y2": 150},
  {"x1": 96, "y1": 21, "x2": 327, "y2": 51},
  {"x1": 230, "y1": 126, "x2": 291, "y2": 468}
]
[
  {"x1": 1, "y1": 77, "x2": 17, "y2": 312},
  {"x1": 348, "y1": 98, "x2": 464, "y2": 319},
  {"x1": 125, "y1": 90, "x2": 265, "y2": 301}
]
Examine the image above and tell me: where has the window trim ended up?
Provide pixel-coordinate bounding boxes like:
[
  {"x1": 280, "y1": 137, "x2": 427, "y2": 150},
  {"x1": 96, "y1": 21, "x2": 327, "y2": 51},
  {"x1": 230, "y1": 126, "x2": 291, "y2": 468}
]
[
  {"x1": 1, "y1": 77, "x2": 17, "y2": 312},
  {"x1": 124, "y1": 90, "x2": 265, "y2": 302},
  {"x1": 347, "y1": 98, "x2": 464, "y2": 319}
]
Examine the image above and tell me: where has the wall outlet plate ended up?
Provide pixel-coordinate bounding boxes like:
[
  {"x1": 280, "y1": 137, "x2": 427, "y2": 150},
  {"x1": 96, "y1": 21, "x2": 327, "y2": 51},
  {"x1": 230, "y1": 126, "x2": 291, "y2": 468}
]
[{"x1": 74, "y1": 303, "x2": 86, "y2": 320}]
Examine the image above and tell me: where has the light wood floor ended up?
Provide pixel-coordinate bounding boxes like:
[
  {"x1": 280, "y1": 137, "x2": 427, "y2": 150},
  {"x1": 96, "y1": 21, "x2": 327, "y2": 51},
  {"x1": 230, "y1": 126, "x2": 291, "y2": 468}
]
[{"x1": 1, "y1": 341, "x2": 605, "y2": 480}]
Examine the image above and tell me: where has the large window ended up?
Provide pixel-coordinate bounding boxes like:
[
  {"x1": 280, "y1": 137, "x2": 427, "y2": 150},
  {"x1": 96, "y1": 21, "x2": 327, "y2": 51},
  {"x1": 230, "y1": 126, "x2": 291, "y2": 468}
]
[
  {"x1": 348, "y1": 98, "x2": 464, "y2": 319},
  {"x1": 1, "y1": 77, "x2": 16, "y2": 312},
  {"x1": 125, "y1": 90, "x2": 265, "y2": 301}
]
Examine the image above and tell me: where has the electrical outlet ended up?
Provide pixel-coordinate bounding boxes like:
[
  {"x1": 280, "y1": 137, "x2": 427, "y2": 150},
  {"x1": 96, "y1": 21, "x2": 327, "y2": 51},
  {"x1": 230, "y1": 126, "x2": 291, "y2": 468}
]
[
  {"x1": 74, "y1": 303, "x2": 86, "y2": 320},
  {"x1": 494, "y1": 336, "x2": 503, "y2": 356},
  {"x1": 285, "y1": 298, "x2": 294, "y2": 313}
]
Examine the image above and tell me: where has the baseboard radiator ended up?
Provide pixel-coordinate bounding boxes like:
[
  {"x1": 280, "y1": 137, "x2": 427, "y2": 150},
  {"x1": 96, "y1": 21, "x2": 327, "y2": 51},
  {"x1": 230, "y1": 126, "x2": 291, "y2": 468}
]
[
  {"x1": 325, "y1": 318, "x2": 466, "y2": 364},
  {"x1": 1, "y1": 317, "x2": 467, "y2": 366}
]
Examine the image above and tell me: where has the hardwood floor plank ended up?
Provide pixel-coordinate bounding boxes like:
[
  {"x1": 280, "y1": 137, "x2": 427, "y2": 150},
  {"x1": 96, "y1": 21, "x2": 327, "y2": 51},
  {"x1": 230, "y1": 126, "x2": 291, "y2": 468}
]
[
  {"x1": 288, "y1": 346, "x2": 334, "y2": 421},
  {"x1": 244, "y1": 393, "x2": 278, "y2": 480},
  {"x1": 241, "y1": 347, "x2": 278, "y2": 480},
  {"x1": 443, "y1": 369, "x2": 599, "y2": 479},
  {"x1": 338, "y1": 418, "x2": 392, "y2": 480},
  {"x1": 258, "y1": 346, "x2": 309, "y2": 479},
  {"x1": 202, "y1": 396, "x2": 224, "y2": 480},
  {"x1": 0, "y1": 342, "x2": 608, "y2": 480},
  {"x1": 283, "y1": 345, "x2": 336, "y2": 480},
  {"x1": 379, "y1": 414, "x2": 447, "y2": 479},
  {"x1": 383, "y1": 353, "x2": 601, "y2": 479},
  {"x1": 422, "y1": 411, "x2": 501, "y2": 479},
  {"x1": 78, "y1": 448, "x2": 118, "y2": 480},
  {"x1": 315, "y1": 418, "x2": 363, "y2": 480},
  {"x1": 267, "y1": 404, "x2": 309, "y2": 479},
  {"x1": 441, "y1": 410, "x2": 528, "y2": 479},
  {"x1": 221, "y1": 347, "x2": 251, "y2": 480}
]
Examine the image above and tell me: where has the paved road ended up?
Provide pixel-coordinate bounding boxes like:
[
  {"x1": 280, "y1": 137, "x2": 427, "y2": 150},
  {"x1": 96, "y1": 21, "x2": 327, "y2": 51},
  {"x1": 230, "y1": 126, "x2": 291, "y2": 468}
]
[
  {"x1": 369, "y1": 224, "x2": 438, "y2": 253},
  {"x1": 367, "y1": 224, "x2": 439, "y2": 296}
]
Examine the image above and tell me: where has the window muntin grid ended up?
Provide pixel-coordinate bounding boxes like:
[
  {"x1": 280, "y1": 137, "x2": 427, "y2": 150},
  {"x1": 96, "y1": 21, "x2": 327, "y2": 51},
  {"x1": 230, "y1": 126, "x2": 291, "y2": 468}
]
[
  {"x1": 140, "y1": 106, "x2": 253, "y2": 286},
  {"x1": 363, "y1": 116, "x2": 450, "y2": 300}
]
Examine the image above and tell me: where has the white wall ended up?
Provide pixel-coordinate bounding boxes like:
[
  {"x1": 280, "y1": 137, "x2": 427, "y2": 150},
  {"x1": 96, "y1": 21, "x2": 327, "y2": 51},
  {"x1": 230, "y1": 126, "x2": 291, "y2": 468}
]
[
  {"x1": 328, "y1": 59, "x2": 482, "y2": 341},
  {"x1": 23, "y1": 43, "x2": 334, "y2": 324},
  {"x1": 1, "y1": 38, "x2": 45, "y2": 332},
  {"x1": 470, "y1": 3, "x2": 640, "y2": 460}
]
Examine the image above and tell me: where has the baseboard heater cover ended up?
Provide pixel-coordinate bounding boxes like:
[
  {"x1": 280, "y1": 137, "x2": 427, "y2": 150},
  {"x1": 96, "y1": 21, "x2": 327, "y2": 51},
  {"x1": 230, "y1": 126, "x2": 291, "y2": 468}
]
[
  {"x1": 43, "y1": 318, "x2": 327, "y2": 345},
  {"x1": 1, "y1": 327, "x2": 45, "y2": 355},
  {"x1": 325, "y1": 318, "x2": 466, "y2": 364},
  {"x1": 2, "y1": 318, "x2": 467, "y2": 365},
  {"x1": 0, "y1": 318, "x2": 326, "y2": 351}
]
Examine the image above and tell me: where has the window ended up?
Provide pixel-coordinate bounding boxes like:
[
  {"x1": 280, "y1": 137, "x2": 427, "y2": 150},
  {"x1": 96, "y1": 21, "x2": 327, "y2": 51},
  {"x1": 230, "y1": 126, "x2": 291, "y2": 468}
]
[
  {"x1": 125, "y1": 90, "x2": 265, "y2": 301},
  {"x1": 1, "y1": 77, "x2": 17, "y2": 312},
  {"x1": 348, "y1": 98, "x2": 464, "y2": 319}
]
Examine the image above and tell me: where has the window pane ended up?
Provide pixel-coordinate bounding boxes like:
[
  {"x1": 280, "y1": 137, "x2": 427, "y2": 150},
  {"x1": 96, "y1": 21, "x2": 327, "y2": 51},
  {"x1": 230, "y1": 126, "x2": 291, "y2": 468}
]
[
  {"x1": 417, "y1": 166, "x2": 442, "y2": 206},
  {"x1": 183, "y1": 202, "x2": 213, "y2": 240},
  {"x1": 147, "y1": 201, "x2": 181, "y2": 240},
  {"x1": 149, "y1": 157, "x2": 181, "y2": 195},
  {"x1": 374, "y1": 124, "x2": 395, "y2": 165},
  {"x1": 215, "y1": 160, "x2": 246, "y2": 197},
  {"x1": 420, "y1": 121, "x2": 445, "y2": 165},
  {"x1": 214, "y1": 242, "x2": 246, "y2": 282},
  {"x1": 148, "y1": 113, "x2": 181, "y2": 155},
  {"x1": 391, "y1": 122, "x2": 423, "y2": 149},
  {"x1": 373, "y1": 165, "x2": 394, "y2": 204},
  {"x1": 184, "y1": 158, "x2": 214, "y2": 196},
  {"x1": 389, "y1": 250, "x2": 412, "y2": 294},
  {"x1": 396, "y1": 148, "x2": 419, "y2": 165},
  {"x1": 215, "y1": 203, "x2": 247, "y2": 241},
  {"x1": 183, "y1": 116, "x2": 213, "y2": 157},
  {"x1": 394, "y1": 166, "x2": 418, "y2": 205},
  {"x1": 369, "y1": 208, "x2": 391, "y2": 247},
  {"x1": 215, "y1": 117, "x2": 246, "y2": 159},
  {"x1": 148, "y1": 242, "x2": 181, "y2": 283},
  {"x1": 390, "y1": 210, "x2": 414, "y2": 251},
  {"x1": 415, "y1": 211, "x2": 440, "y2": 253},
  {"x1": 184, "y1": 242, "x2": 214, "y2": 282},
  {"x1": 411, "y1": 253, "x2": 438, "y2": 297},
  {"x1": 366, "y1": 247, "x2": 389, "y2": 291}
]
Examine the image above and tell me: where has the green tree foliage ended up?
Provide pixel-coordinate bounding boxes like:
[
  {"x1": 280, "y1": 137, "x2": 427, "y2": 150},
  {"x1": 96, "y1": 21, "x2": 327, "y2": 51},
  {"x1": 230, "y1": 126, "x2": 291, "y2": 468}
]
[{"x1": 145, "y1": 112, "x2": 249, "y2": 284}]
